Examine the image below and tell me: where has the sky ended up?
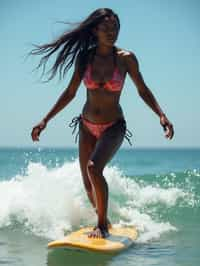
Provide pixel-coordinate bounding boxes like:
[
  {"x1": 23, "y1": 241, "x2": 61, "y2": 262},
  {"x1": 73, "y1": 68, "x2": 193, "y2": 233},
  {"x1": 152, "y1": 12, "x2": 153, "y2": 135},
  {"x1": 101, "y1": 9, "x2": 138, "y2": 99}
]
[{"x1": 1, "y1": 0, "x2": 200, "y2": 148}]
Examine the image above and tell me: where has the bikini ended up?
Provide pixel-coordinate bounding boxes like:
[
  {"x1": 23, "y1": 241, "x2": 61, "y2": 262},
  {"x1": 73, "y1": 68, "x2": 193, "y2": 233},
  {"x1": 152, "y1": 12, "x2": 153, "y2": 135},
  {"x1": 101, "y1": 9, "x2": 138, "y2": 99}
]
[
  {"x1": 78, "y1": 61, "x2": 125, "y2": 138},
  {"x1": 83, "y1": 63, "x2": 124, "y2": 92},
  {"x1": 69, "y1": 49, "x2": 133, "y2": 145}
]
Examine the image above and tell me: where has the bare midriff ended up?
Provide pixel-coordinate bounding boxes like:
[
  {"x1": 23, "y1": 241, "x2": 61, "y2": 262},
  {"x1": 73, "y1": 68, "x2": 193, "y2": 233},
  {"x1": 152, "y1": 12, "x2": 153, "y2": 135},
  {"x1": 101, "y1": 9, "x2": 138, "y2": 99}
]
[{"x1": 82, "y1": 88, "x2": 124, "y2": 123}]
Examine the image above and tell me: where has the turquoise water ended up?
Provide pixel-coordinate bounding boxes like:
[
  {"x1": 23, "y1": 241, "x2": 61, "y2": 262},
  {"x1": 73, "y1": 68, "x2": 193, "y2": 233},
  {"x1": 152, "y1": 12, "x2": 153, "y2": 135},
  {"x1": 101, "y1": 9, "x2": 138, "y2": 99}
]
[{"x1": 0, "y1": 147, "x2": 199, "y2": 266}]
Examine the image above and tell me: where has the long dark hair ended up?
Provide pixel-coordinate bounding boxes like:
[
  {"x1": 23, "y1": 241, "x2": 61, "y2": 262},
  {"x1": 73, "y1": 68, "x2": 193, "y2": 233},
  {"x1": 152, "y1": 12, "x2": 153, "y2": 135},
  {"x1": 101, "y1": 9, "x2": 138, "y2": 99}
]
[{"x1": 29, "y1": 8, "x2": 120, "y2": 82}]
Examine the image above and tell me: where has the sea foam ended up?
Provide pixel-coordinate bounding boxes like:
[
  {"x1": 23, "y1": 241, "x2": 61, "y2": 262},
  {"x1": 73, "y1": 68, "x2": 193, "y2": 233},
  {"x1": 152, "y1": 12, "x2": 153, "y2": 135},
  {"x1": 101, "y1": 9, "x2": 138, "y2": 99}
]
[{"x1": 0, "y1": 159, "x2": 196, "y2": 242}]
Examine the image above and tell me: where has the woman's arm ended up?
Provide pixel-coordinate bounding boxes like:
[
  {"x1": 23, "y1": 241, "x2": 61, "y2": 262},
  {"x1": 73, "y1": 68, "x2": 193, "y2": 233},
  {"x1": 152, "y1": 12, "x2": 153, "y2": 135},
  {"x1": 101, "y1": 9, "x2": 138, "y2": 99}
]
[
  {"x1": 125, "y1": 51, "x2": 174, "y2": 139},
  {"x1": 31, "y1": 55, "x2": 82, "y2": 141},
  {"x1": 43, "y1": 73, "x2": 81, "y2": 124}
]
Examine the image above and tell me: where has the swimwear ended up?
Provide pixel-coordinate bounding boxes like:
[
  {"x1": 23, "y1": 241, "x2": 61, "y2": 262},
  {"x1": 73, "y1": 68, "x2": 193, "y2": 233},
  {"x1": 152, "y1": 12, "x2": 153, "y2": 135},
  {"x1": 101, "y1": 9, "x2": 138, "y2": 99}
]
[
  {"x1": 83, "y1": 64, "x2": 124, "y2": 92},
  {"x1": 81, "y1": 115, "x2": 115, "y2": 139},
  {"x1": 68, "y1": 48, "x2": 132, "y2": 144},
  {"x1": 69, "y1": 115, "x2": 133, "y2": 145}
]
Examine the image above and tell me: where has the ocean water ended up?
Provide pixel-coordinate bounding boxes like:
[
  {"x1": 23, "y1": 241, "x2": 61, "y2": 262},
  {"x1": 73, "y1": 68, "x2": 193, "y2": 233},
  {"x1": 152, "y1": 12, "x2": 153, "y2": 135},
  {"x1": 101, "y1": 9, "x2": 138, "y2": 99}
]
[{"x1": 0, "y1": 147, "x2": 199, "y2": 266}]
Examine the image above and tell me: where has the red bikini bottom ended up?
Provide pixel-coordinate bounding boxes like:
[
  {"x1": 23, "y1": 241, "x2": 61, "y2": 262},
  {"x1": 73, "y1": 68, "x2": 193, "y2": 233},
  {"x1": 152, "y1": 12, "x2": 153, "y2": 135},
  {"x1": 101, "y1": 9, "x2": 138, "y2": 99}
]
[
  {"x1": 81, "y1": 116, "x2": 115, "y2": 139},
  {"x1": 68, "y1": 115, "x2": 133, "y2": 145}
]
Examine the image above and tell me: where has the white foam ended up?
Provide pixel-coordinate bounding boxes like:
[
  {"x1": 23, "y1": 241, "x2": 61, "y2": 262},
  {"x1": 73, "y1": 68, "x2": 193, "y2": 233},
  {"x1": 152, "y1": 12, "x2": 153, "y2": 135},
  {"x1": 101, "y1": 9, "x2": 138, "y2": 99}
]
[
  {"x1": 104, "y1": 167, "x2": 178, "y2": 242},
  {"x1": 0, "y1": 160, "x2": 90, "y2": 239},
  {"x1": 0, "y1": 161, "x2": 192, "y2": 241}
]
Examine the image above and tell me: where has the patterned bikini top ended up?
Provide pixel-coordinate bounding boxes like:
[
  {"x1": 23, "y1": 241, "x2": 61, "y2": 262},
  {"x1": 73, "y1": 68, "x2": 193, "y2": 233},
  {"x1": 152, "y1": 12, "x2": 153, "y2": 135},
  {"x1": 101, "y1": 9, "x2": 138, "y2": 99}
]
[{"x1": 83, "y1": 63, "x2": 124, "y2": 92}]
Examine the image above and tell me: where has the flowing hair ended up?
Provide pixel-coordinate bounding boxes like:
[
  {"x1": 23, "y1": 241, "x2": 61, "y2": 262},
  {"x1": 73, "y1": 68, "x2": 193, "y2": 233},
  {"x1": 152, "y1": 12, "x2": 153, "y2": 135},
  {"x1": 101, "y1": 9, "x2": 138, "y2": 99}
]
[{"x1": 29, "y1": 8, "x2": 120, "y2": 82}]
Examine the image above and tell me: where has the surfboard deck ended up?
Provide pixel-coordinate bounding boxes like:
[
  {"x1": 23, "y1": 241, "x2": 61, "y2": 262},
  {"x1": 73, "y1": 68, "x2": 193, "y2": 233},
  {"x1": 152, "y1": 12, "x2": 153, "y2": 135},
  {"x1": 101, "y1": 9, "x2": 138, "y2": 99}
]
[{"x1": 48, "y1": 226, "x2": 138, "y2": 253}]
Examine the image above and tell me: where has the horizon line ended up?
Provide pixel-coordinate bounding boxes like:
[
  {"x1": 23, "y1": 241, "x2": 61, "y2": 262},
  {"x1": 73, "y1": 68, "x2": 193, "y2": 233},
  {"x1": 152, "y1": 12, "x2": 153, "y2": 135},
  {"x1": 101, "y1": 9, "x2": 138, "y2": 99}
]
[{"x1": 1, "y1": 146, "x2": 200, "y2": 150}]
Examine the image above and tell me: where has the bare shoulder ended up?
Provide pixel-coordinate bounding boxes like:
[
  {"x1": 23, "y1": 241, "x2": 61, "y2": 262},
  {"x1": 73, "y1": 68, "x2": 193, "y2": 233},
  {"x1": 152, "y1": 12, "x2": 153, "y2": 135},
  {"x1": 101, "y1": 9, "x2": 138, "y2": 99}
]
[{"x1": 116, "y1": 48, "x2": 139, "y2": 71}]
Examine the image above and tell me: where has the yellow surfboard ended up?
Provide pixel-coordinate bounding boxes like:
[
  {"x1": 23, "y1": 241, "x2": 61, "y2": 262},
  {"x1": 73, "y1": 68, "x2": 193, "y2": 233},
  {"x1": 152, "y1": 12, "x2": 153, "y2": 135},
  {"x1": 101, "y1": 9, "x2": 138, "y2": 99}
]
[{"x1": 48, "y1": 226, "x2": 138, "y2": 253}]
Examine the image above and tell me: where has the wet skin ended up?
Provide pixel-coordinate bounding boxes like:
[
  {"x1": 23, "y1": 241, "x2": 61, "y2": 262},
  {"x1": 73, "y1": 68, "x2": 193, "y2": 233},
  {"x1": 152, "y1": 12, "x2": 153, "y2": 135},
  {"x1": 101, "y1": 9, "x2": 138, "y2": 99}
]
[{"x1": 31, "y1": 15, "x2": 174, "y2": 239}]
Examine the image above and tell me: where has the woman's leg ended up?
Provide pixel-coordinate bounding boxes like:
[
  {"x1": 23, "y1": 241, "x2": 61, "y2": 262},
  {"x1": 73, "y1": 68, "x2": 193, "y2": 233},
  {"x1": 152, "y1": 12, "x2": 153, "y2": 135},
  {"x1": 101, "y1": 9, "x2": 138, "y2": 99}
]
[
  {"x1": 79, "y1": 121, "x2": 97, "y2": 212},
  {"x1": 86, "y1": 119, "x2": 126, "y2": 238},
  {"x1": 79, "y1": 121, "x2": 113, "y2": 230}
]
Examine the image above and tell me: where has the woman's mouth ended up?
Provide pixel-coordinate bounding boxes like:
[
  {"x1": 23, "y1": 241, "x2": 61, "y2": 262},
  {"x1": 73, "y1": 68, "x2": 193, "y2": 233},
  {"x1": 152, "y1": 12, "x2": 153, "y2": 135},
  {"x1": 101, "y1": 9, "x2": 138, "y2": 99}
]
[{"x1": 107, "y1": 38, "x2": 115, "y2": 42}]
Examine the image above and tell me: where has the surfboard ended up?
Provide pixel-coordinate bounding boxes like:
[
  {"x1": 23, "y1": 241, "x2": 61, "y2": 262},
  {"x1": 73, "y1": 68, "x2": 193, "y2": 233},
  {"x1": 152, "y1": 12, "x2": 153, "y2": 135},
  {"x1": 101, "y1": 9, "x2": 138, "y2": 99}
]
[{"x1": 48, "y1": 226, "x2": 138, "y2": 253}]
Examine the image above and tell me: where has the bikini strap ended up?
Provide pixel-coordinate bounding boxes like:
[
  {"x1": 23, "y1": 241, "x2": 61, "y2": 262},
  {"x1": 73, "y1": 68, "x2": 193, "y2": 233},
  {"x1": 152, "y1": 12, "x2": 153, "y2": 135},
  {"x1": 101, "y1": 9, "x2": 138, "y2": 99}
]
[
  {"x1": 113, "y1": 46, "x2": 117, "y2": 67},
  {"x1": 124, "y1": 128, "x2": 133, "y2": 146},
  {"x1": 68, "y1": 115, "x2": 82, "y2": 143},
  {"x1": 89, "y1": 46, "x2": 96, "y2": 66}
]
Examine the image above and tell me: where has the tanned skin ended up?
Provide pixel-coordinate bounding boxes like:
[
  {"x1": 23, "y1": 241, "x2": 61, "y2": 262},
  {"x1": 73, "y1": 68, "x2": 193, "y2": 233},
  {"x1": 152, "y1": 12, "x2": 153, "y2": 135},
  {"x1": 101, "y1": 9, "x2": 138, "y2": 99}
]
[{"x1": 31, "y1": 15, "x2": 174, "y2": 238}]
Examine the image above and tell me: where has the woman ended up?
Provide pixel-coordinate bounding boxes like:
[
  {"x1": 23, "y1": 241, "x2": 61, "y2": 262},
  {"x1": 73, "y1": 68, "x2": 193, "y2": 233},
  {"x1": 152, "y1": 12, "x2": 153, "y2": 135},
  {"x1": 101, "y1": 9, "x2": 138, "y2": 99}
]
[{"x1": 31, "y1": 8, "x2": 174, "y2": 238}]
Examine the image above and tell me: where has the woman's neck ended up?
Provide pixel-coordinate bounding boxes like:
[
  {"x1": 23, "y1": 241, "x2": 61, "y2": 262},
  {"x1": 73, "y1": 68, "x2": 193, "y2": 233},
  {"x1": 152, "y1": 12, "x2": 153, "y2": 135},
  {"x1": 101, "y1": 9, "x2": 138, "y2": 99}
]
[{"x1": 95, "y1": 45, "x2": 115, "y2": 57}]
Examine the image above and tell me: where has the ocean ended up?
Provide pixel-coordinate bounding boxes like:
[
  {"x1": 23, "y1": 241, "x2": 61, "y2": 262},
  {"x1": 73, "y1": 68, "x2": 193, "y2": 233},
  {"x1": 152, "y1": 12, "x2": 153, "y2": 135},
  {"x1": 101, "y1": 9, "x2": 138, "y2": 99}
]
[{"x1": 0, "y1": 147, "x2": 199, "y2": 266}]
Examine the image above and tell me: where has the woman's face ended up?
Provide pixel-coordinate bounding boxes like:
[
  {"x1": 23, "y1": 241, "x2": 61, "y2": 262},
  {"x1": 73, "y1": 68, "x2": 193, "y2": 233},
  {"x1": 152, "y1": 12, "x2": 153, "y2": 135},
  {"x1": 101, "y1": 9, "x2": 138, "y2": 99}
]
[{"x1": 94, "y1": 15, "x2": 119, "y2": 46}]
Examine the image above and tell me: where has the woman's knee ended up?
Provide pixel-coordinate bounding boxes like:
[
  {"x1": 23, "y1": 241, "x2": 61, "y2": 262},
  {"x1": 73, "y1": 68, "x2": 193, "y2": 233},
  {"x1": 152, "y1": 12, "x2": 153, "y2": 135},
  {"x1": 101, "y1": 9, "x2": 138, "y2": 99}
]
[{"x1": 87, "y1": 160, "x2": 102, "y2": 180}]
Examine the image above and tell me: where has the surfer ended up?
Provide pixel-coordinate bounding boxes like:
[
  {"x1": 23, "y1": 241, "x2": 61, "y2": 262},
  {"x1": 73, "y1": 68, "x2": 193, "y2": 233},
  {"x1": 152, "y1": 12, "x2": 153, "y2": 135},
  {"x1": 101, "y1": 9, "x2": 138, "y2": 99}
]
[{"x1": 31, "y1": 8, "x2": 174, "y2": 238}]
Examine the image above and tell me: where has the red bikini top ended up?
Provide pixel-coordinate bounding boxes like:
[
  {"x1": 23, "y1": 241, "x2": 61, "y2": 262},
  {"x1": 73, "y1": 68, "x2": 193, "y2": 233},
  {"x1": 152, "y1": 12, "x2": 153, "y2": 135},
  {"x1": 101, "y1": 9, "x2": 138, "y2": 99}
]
[{"x1": 83, "y1": 64, "x2": 124, "y2": 92}]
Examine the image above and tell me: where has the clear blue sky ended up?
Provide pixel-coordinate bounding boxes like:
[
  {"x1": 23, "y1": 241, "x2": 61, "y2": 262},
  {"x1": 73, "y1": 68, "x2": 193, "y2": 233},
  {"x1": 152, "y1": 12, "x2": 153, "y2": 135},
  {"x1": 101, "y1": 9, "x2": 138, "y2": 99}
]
[{"x1": 1, "y1": 0, "x2": 200, "y2": 148}]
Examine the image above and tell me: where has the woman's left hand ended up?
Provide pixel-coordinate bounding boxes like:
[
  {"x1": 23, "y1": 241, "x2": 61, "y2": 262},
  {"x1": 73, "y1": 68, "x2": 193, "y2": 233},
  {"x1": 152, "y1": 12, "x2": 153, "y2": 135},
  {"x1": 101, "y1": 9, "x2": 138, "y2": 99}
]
[{"x1": 160, "y1": 114, "x2": 174, "y2": 139}]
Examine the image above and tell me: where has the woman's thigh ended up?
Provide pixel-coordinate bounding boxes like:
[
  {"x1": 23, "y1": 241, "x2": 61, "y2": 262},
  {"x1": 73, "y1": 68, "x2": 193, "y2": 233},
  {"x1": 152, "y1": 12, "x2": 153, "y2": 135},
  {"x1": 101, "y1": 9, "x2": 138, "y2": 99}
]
[
  {"x1": 89, "y1": 119, "x2": 126, "y2": 172},
  {"x1": 78, "y1": 121, "x2": 97, "y2": 188}
]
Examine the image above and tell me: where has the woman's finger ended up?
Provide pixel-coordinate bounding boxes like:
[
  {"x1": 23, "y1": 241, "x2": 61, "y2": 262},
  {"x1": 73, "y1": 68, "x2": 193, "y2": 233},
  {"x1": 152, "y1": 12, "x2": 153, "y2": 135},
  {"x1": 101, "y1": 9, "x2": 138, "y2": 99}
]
[
  {"x1": 31, "y1": 128, "x2": 40, "y2": 141},
  {"x1": 165, "y1": 123, "x2": 174, "y2": 139}
]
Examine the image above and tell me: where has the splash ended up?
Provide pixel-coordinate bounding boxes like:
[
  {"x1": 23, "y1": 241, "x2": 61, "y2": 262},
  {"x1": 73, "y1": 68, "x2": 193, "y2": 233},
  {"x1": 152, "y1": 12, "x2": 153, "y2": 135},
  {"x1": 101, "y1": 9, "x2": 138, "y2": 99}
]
[{"x1": 0, "y1": 160, "x2": 197, "y2": 242}]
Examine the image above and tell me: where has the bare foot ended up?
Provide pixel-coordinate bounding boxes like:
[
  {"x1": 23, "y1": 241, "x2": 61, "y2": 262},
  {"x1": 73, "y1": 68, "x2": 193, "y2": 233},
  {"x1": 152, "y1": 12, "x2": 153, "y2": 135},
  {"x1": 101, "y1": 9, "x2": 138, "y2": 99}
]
[
  {"x1": 93, "y1": 218, "x2": 112, "y2": 230},
  {"x1": 88, "y1": 226, "x2": 109, "y2": 238}
]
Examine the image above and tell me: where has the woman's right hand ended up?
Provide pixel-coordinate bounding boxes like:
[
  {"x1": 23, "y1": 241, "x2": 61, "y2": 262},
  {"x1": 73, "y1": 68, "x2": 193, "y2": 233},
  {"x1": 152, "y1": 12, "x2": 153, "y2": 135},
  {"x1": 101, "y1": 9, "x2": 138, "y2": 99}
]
[{"x1": 31, "y1": 120, "x2": 47, "y2": 141}]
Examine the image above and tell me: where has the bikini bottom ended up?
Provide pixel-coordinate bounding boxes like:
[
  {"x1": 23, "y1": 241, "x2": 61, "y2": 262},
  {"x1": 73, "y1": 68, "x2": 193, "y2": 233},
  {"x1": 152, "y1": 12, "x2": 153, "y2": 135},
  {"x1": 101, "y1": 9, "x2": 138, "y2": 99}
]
[
  {"x1": 69, "y1": 114, "x2": 133, "y2": 146},
  {"x1": 81, "y1": 115, "x2": 115, "y2": 139}
]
